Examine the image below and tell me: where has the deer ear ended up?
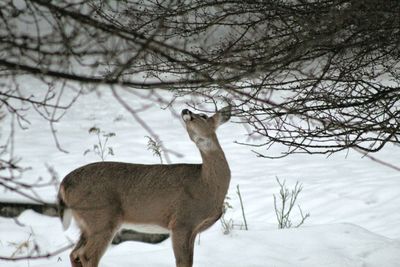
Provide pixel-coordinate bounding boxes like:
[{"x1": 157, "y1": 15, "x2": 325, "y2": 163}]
[{"x1": 212, "y1": 106, "x2": 231, "y2": 128}]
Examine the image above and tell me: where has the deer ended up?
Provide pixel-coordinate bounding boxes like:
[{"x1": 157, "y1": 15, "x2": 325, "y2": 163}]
[{"x1": 58, "y1": 105, "x2": 232, "y2": 267}]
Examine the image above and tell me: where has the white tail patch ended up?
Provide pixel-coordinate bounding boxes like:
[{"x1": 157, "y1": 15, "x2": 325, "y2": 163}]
[{"x1": 62, "y1": 208, "x2": 72, "y2": 230}]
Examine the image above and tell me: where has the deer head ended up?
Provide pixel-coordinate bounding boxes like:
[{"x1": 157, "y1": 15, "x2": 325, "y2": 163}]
[{"x1": 181, "y1": 106, "x2": 231, "y2": 152}]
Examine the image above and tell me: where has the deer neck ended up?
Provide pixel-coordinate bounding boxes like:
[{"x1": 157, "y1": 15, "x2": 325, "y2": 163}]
[{"x1": 197, "y1": 136, "x2": 230, "y2": 190}]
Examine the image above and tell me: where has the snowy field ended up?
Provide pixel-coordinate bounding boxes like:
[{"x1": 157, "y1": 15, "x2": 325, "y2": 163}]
[{"x1": 1, "y1": 89, "x2": 400, "y2": 267}]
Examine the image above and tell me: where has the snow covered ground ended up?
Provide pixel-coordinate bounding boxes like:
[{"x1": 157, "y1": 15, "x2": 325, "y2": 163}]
[{"x1": 1, "y1": 89, "x2": 400, "y2": 266}]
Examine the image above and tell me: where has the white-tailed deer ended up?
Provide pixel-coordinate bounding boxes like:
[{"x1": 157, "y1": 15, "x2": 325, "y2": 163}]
[{"x1": 58, "y1": 106, "x2": 231, "y2": 267}]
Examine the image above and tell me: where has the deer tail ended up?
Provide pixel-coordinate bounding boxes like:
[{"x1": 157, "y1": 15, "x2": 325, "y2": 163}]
[{"x1": 58, "y1": 185, "x2": 72, "y2": 230}]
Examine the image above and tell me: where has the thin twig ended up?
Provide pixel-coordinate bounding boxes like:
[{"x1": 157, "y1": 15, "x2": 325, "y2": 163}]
[
  {"x1": 0, "y1": 243, "x2": 73, "y2": 261},
  {"x1": 236, "y1": 185, "x2": 248, "y2": 230}
]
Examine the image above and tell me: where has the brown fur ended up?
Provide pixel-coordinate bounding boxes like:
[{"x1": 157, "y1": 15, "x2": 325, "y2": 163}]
[{"x1": 58, "y1": 107, "x2": 231, "y2": 267}]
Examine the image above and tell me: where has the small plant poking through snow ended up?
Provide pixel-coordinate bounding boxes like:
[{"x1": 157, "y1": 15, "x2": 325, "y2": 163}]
[
  {"x1": 9, "y1": 232, "x2": 39, "y2": 258},
  {"x1": 84, "y1": 126, "x2": 115, "y2": 161},
  {"x1": 236, "y1": 185, "x2": 248, "y2": 230},
  {"x1": 273, "y1": 177, "x2": 310, "y2": 229},
  {"x1": 220, "y1": 196, "x2": 234, "y2": 234},
  {"x1": 145, "y1": 136, "x2": 163, "y2": 164},
  {"x1": 220, "y1": 185, "x2": 249, "y2": 234}
]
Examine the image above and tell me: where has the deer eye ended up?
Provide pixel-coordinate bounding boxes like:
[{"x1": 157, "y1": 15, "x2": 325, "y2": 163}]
[{"x1": 199, "y1": 113, "x2": 208, "y2": 119}]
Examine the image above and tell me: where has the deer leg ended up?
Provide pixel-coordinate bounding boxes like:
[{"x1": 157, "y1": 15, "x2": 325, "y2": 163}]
[
  {"x1": 70, "y1": 233, "x2": 87, "y2": 267},
  {"x1": 69, "y1": 215, "x2": 119, "y2": 267},
  {"x1": 171, "y1": 229, "x2": 196, "y2": 267},
  {"x1": 79, "y1": 226, "x2": 118, "y2": 267}
]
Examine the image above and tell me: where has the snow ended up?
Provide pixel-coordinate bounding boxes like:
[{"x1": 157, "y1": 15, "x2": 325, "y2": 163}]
[
  {"x1": 1, "y1": 89, "x2": 400, "y2": 266},
  {"x1": 2, "y1": 211, "x2": 400, "y2": 267}
]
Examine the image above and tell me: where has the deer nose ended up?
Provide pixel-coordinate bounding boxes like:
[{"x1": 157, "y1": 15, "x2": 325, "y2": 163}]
[
  {"x1": 182, "y1": 109, "x2": 191, "y2": 115},
  {"x1": 182, "y1": 109, "x2": 192, "y2": 121}
]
